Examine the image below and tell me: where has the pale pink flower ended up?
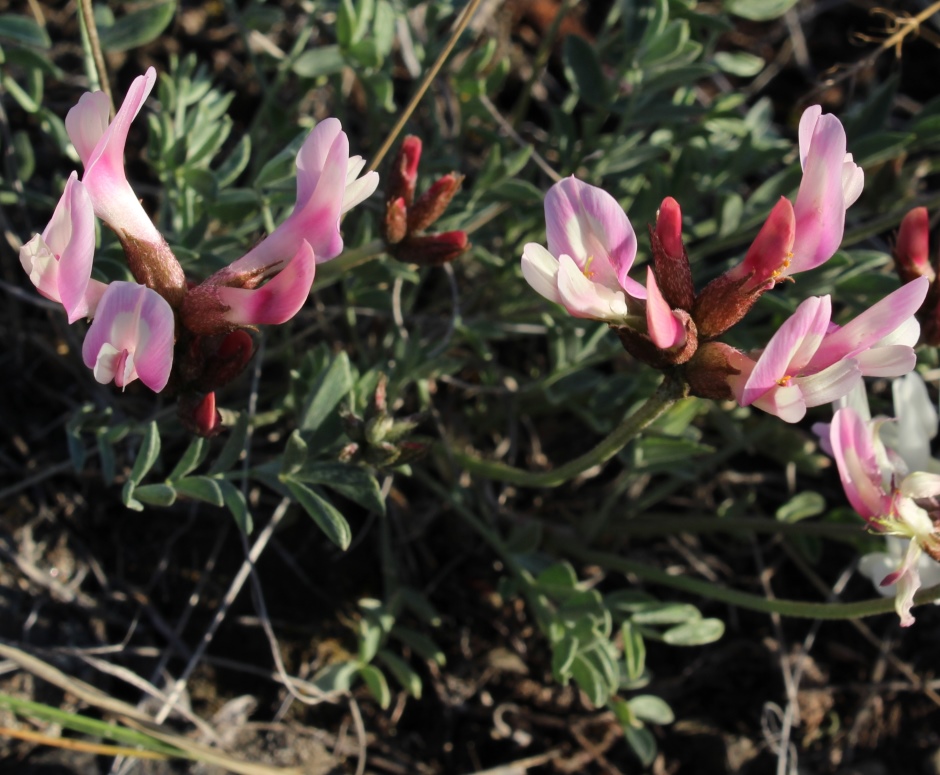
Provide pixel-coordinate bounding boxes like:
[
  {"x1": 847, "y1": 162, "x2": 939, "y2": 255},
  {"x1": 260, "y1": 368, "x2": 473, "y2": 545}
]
[
  {"x1": 829, "y1": 403, "x2": 940, "y2": 625},
  {"x1": 19, "y1": 172, "x2": 106, "y2": 322},
  {"x1": 224, "y1": 118, "x2": 379, "y2": 279},
  {"x1": 729, "y1": 279, "x2": 927, "y2": 422},
  {"x1": 82, "y1": 281, "x2": 175, "y2": 392},
  {"x1": 521, "y1": 177, "x2": 686, "y2": 348},
  {"x1": 723, "y1": 107, "x2": 862, "y2": 291}
]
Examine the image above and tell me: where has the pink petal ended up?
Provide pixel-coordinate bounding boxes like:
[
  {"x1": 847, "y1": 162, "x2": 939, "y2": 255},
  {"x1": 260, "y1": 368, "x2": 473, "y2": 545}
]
[
  {"x1": 737, "y1": 197, "x2": 796, "y2": 287},
  {"x1": 544, "y1": 177, "x2": 637, "y2": 296},
  {"x1": 741, "y1": 295, "x2": 830, "y2": 406},
  {"x1": 67, "y1": 69, "x2": 163, "y2": 244},
  {"x1": 805, "y1": 277, "x2": 928, "y2": 372},
  {"x1": 791, "y1": 114, "x2": 849, "y2": 273},
  {"x1": 19, "y1": 173, "x2": 98, "y2": 322},
  {"x1": 797, "y1": 105, "x2": 823, "y2": 169},
  {"x1": 65, "y1": 91, "x2": 111, "y2": 165},
  {"x1": 218, "y1": 241, "x2": 316, "y2": 326},
  {"x1": 645, "y1": 267, "x2": 685, "y2": 349},
  {"x1": 830, "y1": 407, "x2": 889, "y2": 520},
  {"x1": 556, "y1": 254, "x2": 627, "y2": 321},
  {"x1": 295, "y1": 118, "x2": 343, "y2": 205},
  {"x1": 82, "y1": 281, "x2": 175, "y2": 392},
  {"x1": 56, "y1": 177, "x2": 97, "y2": 322}
]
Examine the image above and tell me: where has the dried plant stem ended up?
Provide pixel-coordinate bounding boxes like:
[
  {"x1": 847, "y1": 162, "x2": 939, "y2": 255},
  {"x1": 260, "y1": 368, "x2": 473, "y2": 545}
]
[
  {"x1": 368, "y1": 0, "x2": 488, "y2": 172},
  {"x1": 77, "y1": 0, "x2": 113, "y2": 113},
  {"x1": 449, "y1": 376, "x2": 688, "y2": 488},
  {"x1": 0, "y1": 725, "x2": 169, "y2": 761}
]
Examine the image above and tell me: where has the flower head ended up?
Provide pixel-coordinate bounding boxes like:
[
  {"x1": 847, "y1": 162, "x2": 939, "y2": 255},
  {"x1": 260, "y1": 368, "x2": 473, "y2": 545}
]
[{"x1": 728, "y1": 279, "x2": 927, "y2": 422}]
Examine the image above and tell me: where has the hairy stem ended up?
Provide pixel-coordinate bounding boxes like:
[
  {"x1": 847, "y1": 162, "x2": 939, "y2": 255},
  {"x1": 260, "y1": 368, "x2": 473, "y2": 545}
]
[{"x1": 570, "y1": 545, "x2": 940, "y2": 619}]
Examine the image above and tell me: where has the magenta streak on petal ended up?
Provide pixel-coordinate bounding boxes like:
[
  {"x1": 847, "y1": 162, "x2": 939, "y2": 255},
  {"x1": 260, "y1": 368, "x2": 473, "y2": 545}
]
[
  {"x1": 218, "y1": 241, "x2": 316, "y2": 326},
  {"x1": 740, "y1": 295, "x2": 830, "y2": 406},
  {"x1": 830, "y1": 407, "x2": 889, "y2": 521},
  {"x1": 804, "y1": 277, "x2": 929, "y2": 373},
  {"x1": 791, "y1": 114, "x2": 849, "y2": 274}
]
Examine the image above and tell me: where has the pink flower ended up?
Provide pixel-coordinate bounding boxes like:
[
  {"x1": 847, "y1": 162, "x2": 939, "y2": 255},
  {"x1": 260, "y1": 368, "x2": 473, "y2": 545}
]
[
  {"x1": 180, "y1": 241, "x2": 317, "y2": 335},
  {"x1": 722, "y1": 107, "x2": 862, "y2": 292},
  {"x1": 828, "y1": 403, "x2": 940, "y2": 626},
  {"x1": 729, "y1": 279, "x2": 927, "y2": 422},
  {"x1": 224, "y1": 118, "x2": 379, "y2": 279},
  {"x1": 82, "y1": 281, "x2": 175, "y2": 392},
  {"x1": 521, "y1": 177, "x2": 686, "y2": 349},
  {"x1": 19, "y1": 172, "x2": 106, "y2": 323},
  {"x1": 66, "y1": 68, "x2": 186, "y2": 304}
]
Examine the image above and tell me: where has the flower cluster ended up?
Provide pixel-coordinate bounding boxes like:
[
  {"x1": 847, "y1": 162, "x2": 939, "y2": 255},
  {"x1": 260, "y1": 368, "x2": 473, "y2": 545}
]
[
  {"x1": 521, "y1": 106, "x2": 926, "y2": 423},
  {"x1": 815, "y1": 374, "x2": 940, "y2": 626},
  {"x1": 20, "y1": 68, "x2": 378, "y2": 434},
  {"x1": 380, "y1": 136, "x2": 469, "y2": 266}
]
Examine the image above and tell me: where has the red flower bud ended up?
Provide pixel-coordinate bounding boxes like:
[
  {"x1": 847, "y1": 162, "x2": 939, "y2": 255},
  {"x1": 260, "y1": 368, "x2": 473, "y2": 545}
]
[
  {"x1": 649, "y1": 197, "x2": 694, "y2": 312},
  {"x1": 408, "y1": 173, "x2": 465, "y2": 234},
  {"x1": 178, "y1": 391, "x2": 224, "y2": 437},
  {"x1": 392, "y1": 231, "x2": 469, "y2": 266},
  {"x1": 384, "y1": 196, "x2": 408, "y2": 244},
  {"x1": 894, "y1": 207, "x2": 935, "y2": 284},
  {"x1": 386, "y1": 136, "x2": 422, "y2": 207}
]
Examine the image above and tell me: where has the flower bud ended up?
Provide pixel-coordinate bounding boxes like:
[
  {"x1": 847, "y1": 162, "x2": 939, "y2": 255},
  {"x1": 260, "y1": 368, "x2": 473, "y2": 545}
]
[
  {"x1": 386, "y1": 136, "x2": 422, "y2": 207},
  {"x1": 894, "y1": 207, "x2": 935, "y2": 284},
  {"x1": 408, "y1": 173, "x2": 465, "y2": 234},
  {"x1": 392, "y1": 231, "x2": 470, "y2": 267},
  {"x1": 178, "y1": 391, "x2": 223, "y2": 437},
  {"x1": 649, "y1": 197, "x2": 694, "y2": 311},
  {"x1": 383, "y1": 196, "x2": 408, "y2": 245}
]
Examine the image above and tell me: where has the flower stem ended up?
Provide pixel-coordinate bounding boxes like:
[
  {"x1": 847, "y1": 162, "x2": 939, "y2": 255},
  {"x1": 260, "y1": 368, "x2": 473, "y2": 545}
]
[
  {"x1": 569, "y1": 545, "x2": 940, "y2": 619},
  {"x1": 448, "y1": 375, "x2": 687, "y2": 488}
]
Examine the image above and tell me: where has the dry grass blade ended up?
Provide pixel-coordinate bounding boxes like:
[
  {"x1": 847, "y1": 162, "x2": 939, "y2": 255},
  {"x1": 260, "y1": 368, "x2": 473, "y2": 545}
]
[
  {"x1": 0, "y1": 725, "x2": 170, "y2": 761},
  {"x1": 0, "y1": 642, "x2": 303, "y2": 775}
]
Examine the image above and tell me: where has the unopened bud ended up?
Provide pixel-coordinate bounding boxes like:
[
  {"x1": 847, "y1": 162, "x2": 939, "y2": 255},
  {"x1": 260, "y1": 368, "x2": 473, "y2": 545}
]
[
  {"x1": 384, "y1": 196, "x2": 408, "y2": 244},
  {"x1": 387, "y1": 136, "x2": 422, "y2": 207},
  {"x1": 408, "y1": 173, "x2": 465, "y2": 234},
  {"x1": 739, "y1": 197, "x2": 796, "y2": 290},
  {"x1": 392, "y1": 231, "x2": 470, "y2": 266},
  {"x1": 649, "y1": 197, "x2": 694, "y2": 312},
  {"x1": 894, "y1": 207, "x2": 935, "y2": 284},
  {"x1": 178, "y1": 391, "x2": 224, "y2": 437}
]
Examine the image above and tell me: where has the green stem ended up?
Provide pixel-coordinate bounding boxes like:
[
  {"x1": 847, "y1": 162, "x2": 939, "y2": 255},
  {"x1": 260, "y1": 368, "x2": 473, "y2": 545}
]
[
  {"x1": 570, "y1": 545, "x2": 940, "y2": 619},
  {"x1": 598, "y1": 515, "x2": 865, "y2": 541},
  {"x1": 448, "y1": 376, "x2": 687, "y2": 488}
]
